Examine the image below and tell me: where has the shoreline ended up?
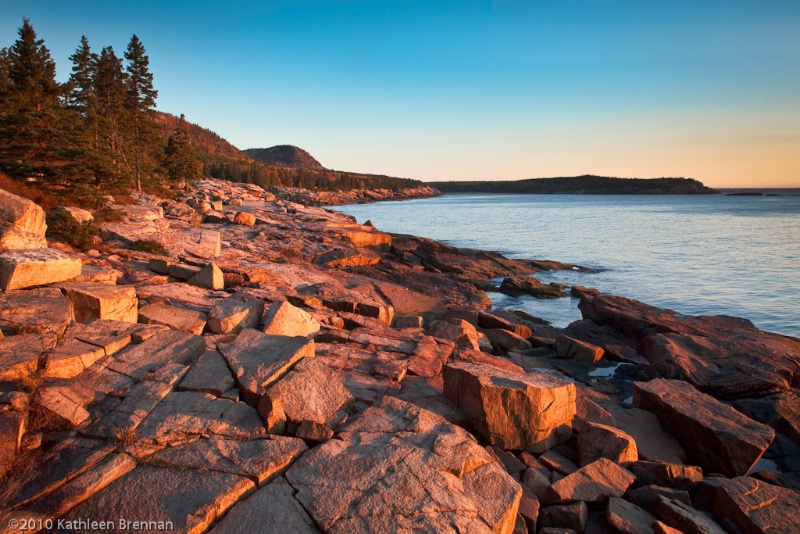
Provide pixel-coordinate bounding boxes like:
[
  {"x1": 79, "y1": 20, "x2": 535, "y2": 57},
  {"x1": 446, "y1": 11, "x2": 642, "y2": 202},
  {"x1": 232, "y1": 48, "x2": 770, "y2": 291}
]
[
  {"x1": 334, "y1": 191, "x2": 800, "y2": 339},
  {"x1": 1, "y1": 178, "x2": 799, "y2": 531}
]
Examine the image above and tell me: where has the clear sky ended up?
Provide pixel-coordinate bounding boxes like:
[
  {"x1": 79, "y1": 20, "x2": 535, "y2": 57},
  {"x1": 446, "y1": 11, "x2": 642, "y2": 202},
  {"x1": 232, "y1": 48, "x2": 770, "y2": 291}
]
[{"x1": 2, "y1": 1, "x2": 799, "y2": 187}]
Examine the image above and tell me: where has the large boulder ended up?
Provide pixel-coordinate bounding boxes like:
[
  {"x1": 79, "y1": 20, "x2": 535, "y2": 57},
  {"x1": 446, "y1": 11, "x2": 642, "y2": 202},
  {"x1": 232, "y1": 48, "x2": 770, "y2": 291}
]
[
  {"x1": 0, "y1": 288, "x2": 74, "y2": 335},
  {"x1": 262, "y1": 300, "x2": 320, "y2": 338},
  {"x1": 580, "y1": 295, "x2": 800, "y2": 399},
  {"x1": 207, "y1": 291, "x2": 265, "y2": 334},
  {"x1": 219, "y1": 329, "x2": 315, "y2": 405},
  {"x1": 0, "y1": 188, "x2": 47, "y2": 251},
  {"x1": 0, "y1": 334, "x2": 56, "y2": 382},
  {"x1": 0, "y1": 248, "x2": 82, "y2": 290},
  {"x1": 285, "y1": 396, "x2": 522, "y2": 533},
  {"x1": 259, "y1": 358, "x2": 353, "y2": 435},
  {"x1": 59, "y1": 282, "x2": 138, "y2": 323},
  {"x1": 443, "y1": 361, "x2": 576, "y2": 452},
  {"x1": 634, "y1": 378, "x2": 775, "y2": 477},
  {"x1": 107, "y1": 329, "x2": 206, "y2": 380},
  {"x1": 427, "y1": 319, "x2": 480, "y2": 351},
  {"x1": 702, "y1": 476, "x2": 800, "y2": 534}
]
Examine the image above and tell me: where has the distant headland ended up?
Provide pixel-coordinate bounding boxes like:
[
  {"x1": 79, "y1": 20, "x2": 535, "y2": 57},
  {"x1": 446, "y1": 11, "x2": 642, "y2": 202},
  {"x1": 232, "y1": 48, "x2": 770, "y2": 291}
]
[{"x1": 430, "y1": 175, "x2": 719, "y2": 195}]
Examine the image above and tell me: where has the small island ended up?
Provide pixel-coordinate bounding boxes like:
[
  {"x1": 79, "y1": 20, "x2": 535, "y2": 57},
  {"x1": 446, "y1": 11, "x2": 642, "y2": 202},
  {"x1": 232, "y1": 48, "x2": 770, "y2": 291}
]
[{"x1": 431, "y1": 175, "x2": 719, "y2": 195}]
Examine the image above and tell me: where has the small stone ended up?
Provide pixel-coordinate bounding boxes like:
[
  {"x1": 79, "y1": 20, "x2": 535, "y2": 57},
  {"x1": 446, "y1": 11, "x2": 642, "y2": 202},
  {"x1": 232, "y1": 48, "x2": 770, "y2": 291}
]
[
  {"x1": 540, "y1": 502, "x2": 588, "y2": 533},
  {"x1": 544, "y1": 458, "x2": 635, "y2": 504},
  {"x1": 652, "y1": 496, "x2": 726, "y2": 534},
  {"x1": 522, "y1": 466, "x2": 552, "y2": 498},
  {"x1": 0, "y1": 188, "x2": 47, "y2": 251},
  {"x1": 393, "y1": 315, "x2": 424, "y2": 329},
  {"x1": 138, "y1": 302, "x2": 207, "y2": 335},
  {"x1": 233, "y1": 212, "x2": 256, "y2": 226},
  {"x1": 52, "y1": 206, "x2": 94, "y2": 224},
  {"x1": 478, "y1": 312, "x2": 533, "y2": 338},
  {"x1": 518, "y1": 491, "x2": 540, "y2": 533},
  {"x1": 178, "y1": 350, "x2": 235, "y2": 396},
  {"x1": 295, "y1": 420, "x2": 335, "y2": 442},
  {"x1": 556, "y1": 335, "x2": 604, "y2": 363},
  {"x1": 483, "y1": 328, "x2": 533, "y2": 352},
  {"x1": 147, "y1": 257, "x2": 174, "y2": 274},
  {"x1": 607, "y1": 497, "x2": 657, "y2": 534},
  {"x1": 625, "y1": 461, "x2": 703, "y2": 490},
  {"x1": 628, "y1": 485, "x2": 692, "y2": 513},
  {"x1": 577, "y1": 422, "x2": 638, "y2": 466},
  {"x1": 167, "y1": 263, "x2": 201, "y2": 280},
  {"x1": 187, "y1": 262, "x2": 224, "y2": 290}
]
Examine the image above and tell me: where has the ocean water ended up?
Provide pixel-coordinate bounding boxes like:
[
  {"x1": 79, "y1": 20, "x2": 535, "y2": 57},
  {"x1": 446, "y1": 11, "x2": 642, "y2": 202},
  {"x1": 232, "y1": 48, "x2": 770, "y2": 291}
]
[{"x1": 336, "y1": 193, "x2": 800, "y2": 338}]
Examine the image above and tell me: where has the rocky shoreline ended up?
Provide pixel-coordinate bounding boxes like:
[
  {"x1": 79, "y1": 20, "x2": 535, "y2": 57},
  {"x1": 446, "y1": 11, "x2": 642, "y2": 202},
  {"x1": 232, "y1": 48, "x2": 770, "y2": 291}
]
[
  {"x1": 1, "y1": 179, "x2": 799, "y2": 533},
  {"x1": 269, "y1": 184, "x2": 440, "y2": 206}
]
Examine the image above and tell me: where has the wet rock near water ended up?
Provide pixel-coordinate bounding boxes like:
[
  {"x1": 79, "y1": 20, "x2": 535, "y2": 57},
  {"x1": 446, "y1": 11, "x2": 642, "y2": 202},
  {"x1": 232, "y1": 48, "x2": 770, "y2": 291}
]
[{"x1": 1, "y1": 179, "x2": 798, "y2": 533}]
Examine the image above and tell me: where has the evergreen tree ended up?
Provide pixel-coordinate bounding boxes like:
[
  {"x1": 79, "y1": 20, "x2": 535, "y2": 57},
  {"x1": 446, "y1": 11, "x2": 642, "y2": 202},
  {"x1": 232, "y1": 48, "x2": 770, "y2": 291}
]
[
  {"x1": 67, "y1": 36, "x2": 97, "y2": 113},
  {"x1": 123, "y1": 35, "x2": 157, "y2": 191},
  {"x1": 164, "y1": 114, "x2": 202, "y2": 188},
  {"x1": 67, "y1": 36, "x2": 103, "y2": 181},
  {"x1": 0, "y1": 48, "x2": 10, "y2": 107},
  {"x1": 0, "y1": 19, "x2": 77, "y2": 182},
  {"x1": 93, "y1": 46, "x2": 129, "y2": 185}
]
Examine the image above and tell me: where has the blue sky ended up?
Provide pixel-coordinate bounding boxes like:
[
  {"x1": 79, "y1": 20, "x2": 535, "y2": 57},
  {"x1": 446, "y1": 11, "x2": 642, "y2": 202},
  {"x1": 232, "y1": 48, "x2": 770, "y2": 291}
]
[{"x1": 2, "y1": 0, "x2": 799, "y2": 186}]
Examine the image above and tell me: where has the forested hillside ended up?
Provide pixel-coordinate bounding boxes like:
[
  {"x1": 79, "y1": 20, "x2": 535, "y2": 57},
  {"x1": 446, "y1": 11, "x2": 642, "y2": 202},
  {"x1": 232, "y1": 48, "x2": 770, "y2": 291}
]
[{"x1": 0, "y1": 19, "x2": 425, "y2": 208}]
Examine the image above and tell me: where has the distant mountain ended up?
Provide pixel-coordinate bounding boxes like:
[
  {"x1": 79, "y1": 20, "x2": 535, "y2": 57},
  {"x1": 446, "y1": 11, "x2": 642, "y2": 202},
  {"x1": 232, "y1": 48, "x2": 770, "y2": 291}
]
[
  {"x1": 430, "y1": 175, "x2": 719, "y2": 195},
  {"x1": 156, "y1": 113, "x2": 426, "y2": 194},
  {"x1": 244, "y1": 146, "x2": 325, "y2": 171}
]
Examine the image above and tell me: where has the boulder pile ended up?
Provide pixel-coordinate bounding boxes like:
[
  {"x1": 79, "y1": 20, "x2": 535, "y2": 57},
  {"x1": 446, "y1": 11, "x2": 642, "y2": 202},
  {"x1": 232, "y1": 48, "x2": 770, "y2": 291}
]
[{"x1": 1, "y1": 179, "x2": 798, "y2": 533}]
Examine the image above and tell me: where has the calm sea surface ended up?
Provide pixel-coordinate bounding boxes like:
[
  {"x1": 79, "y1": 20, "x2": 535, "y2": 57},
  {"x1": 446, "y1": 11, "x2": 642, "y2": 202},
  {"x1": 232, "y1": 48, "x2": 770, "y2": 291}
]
[{"x1": 336, "y1": 193, "x2": 800, "y2": 338}]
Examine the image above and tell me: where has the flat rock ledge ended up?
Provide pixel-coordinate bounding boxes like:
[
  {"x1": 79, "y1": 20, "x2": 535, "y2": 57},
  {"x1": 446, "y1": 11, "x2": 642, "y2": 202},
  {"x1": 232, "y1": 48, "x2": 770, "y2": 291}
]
[{"x1": 1, "y1": 180, "x2": 799, "y2": 534}]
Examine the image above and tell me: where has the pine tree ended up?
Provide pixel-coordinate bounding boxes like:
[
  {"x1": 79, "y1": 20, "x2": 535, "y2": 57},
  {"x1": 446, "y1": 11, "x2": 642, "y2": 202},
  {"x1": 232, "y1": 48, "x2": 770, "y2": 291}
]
[
  {"x1": 93, "y1": 46, "x2": 129, "y2": 186},
  {"x1": 0, "y1": 19, "x2": 77, "y2": 182},
  {"x1": 66, "y1": 36, "x2": 103, "y2": 181},
  {"x1": 124, "y1": 35, "x2": 158, "y2": 191},
  {"x1": 164, "y1": 114, "x2": 202, "y2": 189},
  {"x1": 67, "y1": 36, "x2": 97, "y2": 113},
  {"x1": 0, "y1": 48, "x2": 10, "y2": 108}
]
